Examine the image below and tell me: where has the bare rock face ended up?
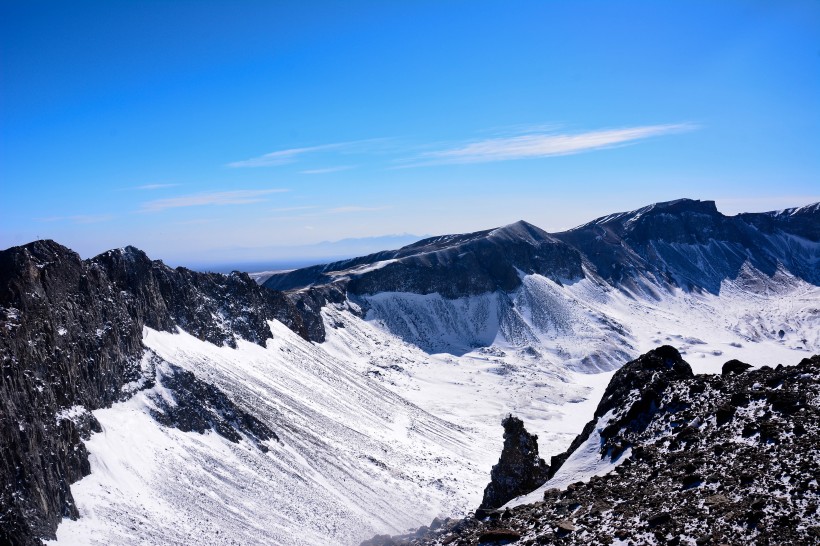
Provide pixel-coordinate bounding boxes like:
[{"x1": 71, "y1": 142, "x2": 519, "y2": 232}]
[
  {"x1": 0, "y1": 240, "x2": 318, "y2": 546},
  {"x1": 148, "y1": 361, "x2": 278, "y2": 451},
  {"x1": 554, "y1": 199, "x2": 820, "y2": 294},
  {"x1": 384, "y1": 350, "x2": 820, "y2": 546},
  {"x1": 479, "y1": 415, "x2": 550, "y2": 511}
]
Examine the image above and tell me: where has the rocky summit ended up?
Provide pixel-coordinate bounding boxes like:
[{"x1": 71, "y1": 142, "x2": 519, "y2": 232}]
[
  {"x1": 363, "y1": 348, "x2": 820, "y2": 545},
  {"x1": 0, "y1": 241, "x2": 318, "y2": 546}
]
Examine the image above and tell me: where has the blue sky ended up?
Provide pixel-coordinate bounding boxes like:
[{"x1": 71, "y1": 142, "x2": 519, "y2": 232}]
[{"x1": 2, "y1": 1, "x2": 819, "y2": 266}]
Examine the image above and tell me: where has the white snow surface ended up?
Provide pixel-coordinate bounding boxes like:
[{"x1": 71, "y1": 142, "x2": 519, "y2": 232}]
[
  {"x1": 51, "y1": 268, "x2": 819, "y2": 545},
  {"x1": 358, "y1": 269, "x2": 819, "y2": 375}
]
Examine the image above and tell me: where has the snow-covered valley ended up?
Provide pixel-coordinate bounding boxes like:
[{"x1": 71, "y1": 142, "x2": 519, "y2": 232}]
[{"x1": 49, "y1": 270, "x2": 818, "y2": 545}]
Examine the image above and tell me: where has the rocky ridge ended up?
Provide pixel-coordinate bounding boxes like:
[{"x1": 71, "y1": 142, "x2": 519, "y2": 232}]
[
  {"x1": 0, "y1": 240, "x2": 318, "y2": 546},
  {"x1": 264, "y1": 220, "x2": 585, "y2": 297},
  {"x1": 266, "y1": 199, "x2": 820, "y2": 299},
  {"x1": 553, "y1": 199, "x2": 820, "y2": 295},
  {"x1": 363, "y1": 348, "x2": 820, "y2": 545}
]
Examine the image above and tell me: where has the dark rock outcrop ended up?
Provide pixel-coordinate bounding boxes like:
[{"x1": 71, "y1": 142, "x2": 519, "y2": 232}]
[
  {"x1": 0, "y1": 240, "x2": 315, "y2": 546},
  {"x1": 148, "y1": 361, "x2": 278, "y2": 451},
  {"x1": 722, "y1": 359, "x2": 753, "y2": 376},
  {"x1": 479, "y1": 416, "x2": 550, "y2": 511},
  {"x1": 377, "y1": 351, "x2": 820, "y2": 546}
]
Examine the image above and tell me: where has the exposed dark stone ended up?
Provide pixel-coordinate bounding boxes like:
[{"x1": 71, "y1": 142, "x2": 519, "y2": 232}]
[
  {"x1": 479, "y1": 415, "x2": 551, "y2": 510},
  {"x1": 554, "y1": 199, "x2": 820, "y2": 294},
  {"x1": 0, "y1": 240, "x2": 310, "y2": 546},
  {"x1": 477, "y1": 529, "x2": 521, "y2": 544},
  {"x1": 722, "y1": 360, "x2": 753, "y2": 376},
  {"x1": 647, "y1": 511, "x2": 672, "y2": 527},
  {"x1": 715, "y1": 404, "x2": 736, "y2": 426},
  {"x1": 148, "y1": 362, "x2": 278, "y2": 451},
  {"x1": 377, "y1": 352, "x2": 820, "y2": 546}
]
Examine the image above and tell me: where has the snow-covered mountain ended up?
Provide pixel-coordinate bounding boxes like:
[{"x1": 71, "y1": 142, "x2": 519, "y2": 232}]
[
  {"x1": 265, "y1": 198, "x2": 819, "y2": 370},
  {"x1": 1, "y1": 199, "x2": 818, "y2": 546}
]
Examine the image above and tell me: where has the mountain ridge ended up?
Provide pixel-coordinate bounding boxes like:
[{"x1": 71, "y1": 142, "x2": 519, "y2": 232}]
[
  {"x1": 0, "y1": 240, "x2": 322, "y2": 546},
  {"x1": 264, "y1": 198, "x2": 820, "y2": 297}
]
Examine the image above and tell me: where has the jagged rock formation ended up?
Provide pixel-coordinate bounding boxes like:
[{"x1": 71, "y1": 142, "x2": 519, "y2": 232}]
[
  {"x1": 480, "y1": 347, "x2": 694, "y2": 516},
  {"x1": 363, "y1": 349, "x2": 820, "y2": 545},
  {"x1": 479, "y1": 416, "x2": 550, "y2": 512},
  {"x1": 0, "y1": 240, "x2": 317, "y2": 546}
]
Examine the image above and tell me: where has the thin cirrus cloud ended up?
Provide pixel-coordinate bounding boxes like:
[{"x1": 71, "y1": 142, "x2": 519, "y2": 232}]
[
  {"x1": 227, "y1": 138, "x2": 391, "y2": 168},
  {"x1": 140, "y1": 189, "x2": 289, "y2": 212},
  {"x1": 326, "y1": 205, "x2": 389, "y2": 214},
  {"x1": 227, "y1": 142, "x2": 351, "y2": 168},
  {"x1": 404, "y1": 123, "x2": 696, "y2": 166}
]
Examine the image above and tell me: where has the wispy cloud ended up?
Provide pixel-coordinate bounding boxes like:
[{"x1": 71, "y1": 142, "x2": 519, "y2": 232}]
[
  {"x1": 227, "y1": 138, "x2": 391, "y2": 168},
  {"x1": 228, "y1": 143, "x2": 350, "y2": 168},
  {"x1": 36, "y1": 214, "x2": 114, "y2": 224},
  {"x1": 402, "y1": 123, "x2": 696, "y2": 167},
  {"x1": 140, "y1": 189, "x2": 289, "y2": 212},
  {"x1": 300, "y1": 165, "x2": 355, "y2": 175},
  {"x1": 134, "y1": 183, "x2": 179, "y2": 191}
]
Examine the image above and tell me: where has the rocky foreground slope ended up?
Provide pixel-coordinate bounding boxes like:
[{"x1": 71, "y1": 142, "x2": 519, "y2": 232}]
[
  {"x1": 0, "y1": 241, "x2": 321, "y2": 546},
  {"x1": 364, "y1": 347, "x2": 820, "y2": 545}
]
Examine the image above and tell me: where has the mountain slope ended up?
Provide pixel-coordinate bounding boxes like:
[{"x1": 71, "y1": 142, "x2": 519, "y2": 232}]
[
  {"x1": 366, "y1": 348, "x2": 820, "y2": 545},
  {"x1": 2, "y1": 199, "x2": 819, "y2": 545},
  {"x1": 0, "y1": 241, "x2": 318, "y2": 546},
  {"x1": 263, "y1": 199, "x2": 819, "y2": 371},
  {"x1": 554, "y1": 199, "x2": 820, "y2": 295},
  {"x1": 264, "y1": 220, "x2": 584, "y2": 297}
]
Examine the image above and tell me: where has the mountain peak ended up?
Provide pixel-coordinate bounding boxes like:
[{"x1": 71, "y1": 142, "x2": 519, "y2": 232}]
[
  {"x1": 649, "y1": 198, "x2": 718, "y2": 214},
  {"x1": 489, "y1": 220, "x2": 552, "y2": 245}
]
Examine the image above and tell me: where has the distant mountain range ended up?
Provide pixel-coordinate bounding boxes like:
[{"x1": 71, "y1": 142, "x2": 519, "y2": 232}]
[{"x1": 264, "y1": 199, "x2": 820, "y2": 295}]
